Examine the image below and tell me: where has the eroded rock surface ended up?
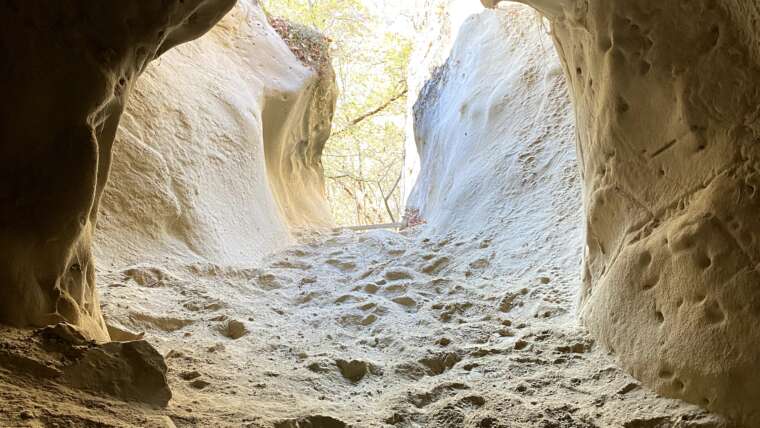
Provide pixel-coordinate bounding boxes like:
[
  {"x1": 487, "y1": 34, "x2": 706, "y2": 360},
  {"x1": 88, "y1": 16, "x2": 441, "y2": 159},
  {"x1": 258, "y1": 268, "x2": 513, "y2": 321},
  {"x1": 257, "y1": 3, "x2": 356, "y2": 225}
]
[
  {"x1": 91, "y1": 227, "x2": 729, "y2": 426},
  {"x1": 62, "y1": 339, "x2": 172, "y2": 407},
  {"x1": 96, "y1": 3, "x2": 337, "y2": 268},
  {"x1": 483, "y1": 0, "x2": 760, "y2": 424},
  {"x1": 0, "y1": 0, "x2": 336, "y2": 345},
  {"x1": 0, "y1": 324, "x2": 170, "y2": 407},
  {"x1": 0, "y1": 0, "x2": 235, "y2": 342},
  {"x1": 405, "y1": 0, "x2": 581, "y2": 285}
]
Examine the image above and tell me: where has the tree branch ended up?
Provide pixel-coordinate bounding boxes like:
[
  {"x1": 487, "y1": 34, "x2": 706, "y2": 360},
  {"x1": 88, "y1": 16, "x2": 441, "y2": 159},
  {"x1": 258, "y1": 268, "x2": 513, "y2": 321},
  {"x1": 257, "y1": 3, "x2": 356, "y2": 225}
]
[
  {"x1": 333, "y1": 87, "x2": 408, "y2": 136},
  {"x1": 384, "y1": 172, "x2": 402, "y2": 203}
]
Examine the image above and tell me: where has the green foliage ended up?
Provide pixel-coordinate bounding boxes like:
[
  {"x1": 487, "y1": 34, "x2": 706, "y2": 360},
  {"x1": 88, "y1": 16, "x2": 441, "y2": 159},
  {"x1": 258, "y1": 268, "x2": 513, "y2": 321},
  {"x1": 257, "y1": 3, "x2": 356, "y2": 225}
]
[{"x1": 261, "y1": 0, "x2": 412, "y2": 225}]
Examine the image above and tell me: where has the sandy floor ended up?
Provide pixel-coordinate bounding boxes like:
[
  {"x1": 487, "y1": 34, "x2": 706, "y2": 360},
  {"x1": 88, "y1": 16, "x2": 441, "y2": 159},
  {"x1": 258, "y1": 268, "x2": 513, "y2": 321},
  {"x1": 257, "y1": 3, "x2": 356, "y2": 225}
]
[{"x1": 0, "y1": 228, "x2": 735, "y2": 427}]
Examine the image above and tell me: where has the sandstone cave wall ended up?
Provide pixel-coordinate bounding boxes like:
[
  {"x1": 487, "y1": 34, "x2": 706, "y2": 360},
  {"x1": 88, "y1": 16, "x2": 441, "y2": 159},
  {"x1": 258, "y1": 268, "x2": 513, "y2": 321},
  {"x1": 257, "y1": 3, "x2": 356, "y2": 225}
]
[
  {"x1": 402, "y1": 0, "x2": 484, "y2": 203},
  {"x1": 474, "y1": 0, "x2": 760, "y2": 424},
  {"x1": 95, "y1": 1, "x2": 336, "y2": 268},
  {"x1": 406, "y1": 2, "x2": 584, "y2": 284},
  {"x1": 548, "y1": 0, "x2": 760, "y2": 424},
  {"x1": 0, "y1": 0, "x2": 236, "y2": 342},
  {"x1": 0, "y1": 0, "x2": 335, "y2": 342}
]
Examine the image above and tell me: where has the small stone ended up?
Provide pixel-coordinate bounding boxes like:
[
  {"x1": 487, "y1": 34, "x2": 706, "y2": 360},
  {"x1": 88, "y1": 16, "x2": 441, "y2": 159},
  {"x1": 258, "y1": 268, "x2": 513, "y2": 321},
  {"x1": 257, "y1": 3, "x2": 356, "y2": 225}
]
[
  {"x1": 336, "y1": 359, "x2": 371, "y2": 382},
  {"x1": 180, "y1": 370, "x2": 202, "y2": 381},
  {"x1": 218, "y1": 320, "x2": 248, "y2": 339},
  {"x1": 618, "y1": 382, "x2": 640, "y2": 395},
  {"x1": 165, "y1": 349, "x2": 184, "y2": 359},
  {"x1": 189, "y1": 379, "x2": 211, "y2": 390}
]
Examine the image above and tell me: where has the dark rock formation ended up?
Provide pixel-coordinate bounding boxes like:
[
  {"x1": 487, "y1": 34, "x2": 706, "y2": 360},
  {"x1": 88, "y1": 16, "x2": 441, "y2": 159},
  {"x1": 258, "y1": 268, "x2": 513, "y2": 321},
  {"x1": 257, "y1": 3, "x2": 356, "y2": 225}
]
[
  {"x1": 1, "y1": 324, "x2": 171, "y2": 407},
  {"x1": 62, "y1": 340, "x2": 172, "y2": 407},
  {"x1": 0, "y1": 0, "x2": 236, "y2": 341}
]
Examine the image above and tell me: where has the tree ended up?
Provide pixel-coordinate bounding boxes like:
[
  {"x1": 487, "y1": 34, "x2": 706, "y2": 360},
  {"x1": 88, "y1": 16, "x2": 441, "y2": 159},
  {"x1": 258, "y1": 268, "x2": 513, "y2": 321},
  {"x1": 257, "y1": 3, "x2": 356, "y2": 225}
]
[{"x1": 261, "y1": 0, "x2": 412, "y2": 225}]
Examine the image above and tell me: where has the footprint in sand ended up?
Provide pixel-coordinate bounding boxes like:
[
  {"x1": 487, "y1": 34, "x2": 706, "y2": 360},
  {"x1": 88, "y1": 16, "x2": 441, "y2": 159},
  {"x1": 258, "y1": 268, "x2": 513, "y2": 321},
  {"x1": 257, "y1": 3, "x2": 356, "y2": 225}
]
[
  {"x1": 408, "y1": 382, "x2": 470, "y2": 408},
  {"x1": 384, "y1": 269, "x2": 414, "y2": 281},
  {"x1": 335, "y1": 359, "x2": 381, "y2": 383},
  {"x1": 384, "y1": 283, "x2": 408, "y2": 295},
  {"x1": 121, "y1": 265, "x2": 176, "y2": 288},
  {"x1": 391, "y1": 296, "x2": 418, "y2": 308},
  {"x1": 339, "y1": 312, "x2": 378, "y2": 327},
  {"x1": 421, "y1": 256, "x2": 451, "y2": 275},
  {"x1": 300, "y1": 276, "x2": 317, "y2": 285},
  {"x1": 274, "y1": 416, "x2": 347, "y2": 428},
  {"x1": 468, "y1": 258, "x2": 490, "y2": 271},
  {"x1": 358, "y1": 302, "x2": 377, "y2": 311},
  {"x1": 418, "y1": 352, "x2": 462, "y2": 375},
  {"x1": 362, "y1": 283, "x2": 380, "y2": 294},
  {"x1": 183, "y1": 299, "x2": 225, "y2": 312},
  {"x1": 286, "y1": 248, "x2": 311, "y2": 258},
  {"x1": 256, "y1": 273, "x2": 281, "y2": 289},
  {"x1": 295, "y1": 291, "x2": 320, "y2": 305},
  {"x1": 271, "y1": 259, "x2": 312, "y2": 270},
  {"x1": 498, "y1": 288, "x2": 529, "y2": 312},
  {"x1": 128, "y1": 312, "x2": 193, "y2": 333},
  {"x1": 335, "y1": 294, "x2": 364, "y2": 304},
  {"x1": 431, "y1": 302, "x2": 474, "y2": 322},
  {"x1": 326, "y1": 259, "x2": 357, "y2": 272}
]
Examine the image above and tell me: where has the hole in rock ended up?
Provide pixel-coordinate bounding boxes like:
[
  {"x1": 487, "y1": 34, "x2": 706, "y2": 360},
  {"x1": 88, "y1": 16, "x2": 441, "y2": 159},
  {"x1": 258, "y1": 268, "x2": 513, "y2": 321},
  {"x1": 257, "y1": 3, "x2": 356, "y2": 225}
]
[{"x1": 0, "y1": 0, "x2": 748, "y2": 427}]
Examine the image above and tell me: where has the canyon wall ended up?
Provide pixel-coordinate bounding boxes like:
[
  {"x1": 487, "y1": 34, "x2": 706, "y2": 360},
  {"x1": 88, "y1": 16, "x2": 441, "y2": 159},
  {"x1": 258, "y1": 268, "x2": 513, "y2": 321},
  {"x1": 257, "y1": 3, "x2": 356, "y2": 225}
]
[
  {"x1": 0, "y1": 0, "x2": 335, "y2": 342},
  {"x1": 402, "y1": 0, "x2": 483, "y2": 203},
  {"x1": 96, "y1": 1, "x2": 336, "y2": 268},
  {"x1": 406, "y1": 2, "x2": 583, "y2": 288},
  {"x1": 479, "y1": 0, "x2": 760, "y2": 424}
]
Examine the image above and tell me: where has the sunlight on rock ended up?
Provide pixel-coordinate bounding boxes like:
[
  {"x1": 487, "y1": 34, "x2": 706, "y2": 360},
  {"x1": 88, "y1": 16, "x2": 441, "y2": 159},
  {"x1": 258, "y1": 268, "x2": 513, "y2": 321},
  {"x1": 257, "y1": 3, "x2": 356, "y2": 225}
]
[{"x1": 1, "y1": 0, "x2": 758, "y2": 426}]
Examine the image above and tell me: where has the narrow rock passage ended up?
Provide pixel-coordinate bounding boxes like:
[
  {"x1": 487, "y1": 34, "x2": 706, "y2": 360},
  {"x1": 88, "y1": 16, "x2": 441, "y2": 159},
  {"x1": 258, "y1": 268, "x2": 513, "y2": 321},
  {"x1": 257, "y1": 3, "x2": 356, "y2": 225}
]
[
  {"x1": 94, "y1": 228, "x2": 729, "y2": 427},
  {"x1": 1, "y1": 1, "x2": 756, "y2": 427}
]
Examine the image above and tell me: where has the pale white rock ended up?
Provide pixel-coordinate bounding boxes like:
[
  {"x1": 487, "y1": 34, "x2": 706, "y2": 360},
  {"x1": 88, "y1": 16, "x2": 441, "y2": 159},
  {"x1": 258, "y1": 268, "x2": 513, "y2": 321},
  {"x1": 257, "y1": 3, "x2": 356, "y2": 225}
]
[
  {"x1": 96, "y1": 1, "x2": 336, "y2": 268},
  {"x1": 406, "y1": 2, "x2": 583, "y2": 289},
  {"x1": 402, "y1": 0, "x2": 486, "y2": 202}
]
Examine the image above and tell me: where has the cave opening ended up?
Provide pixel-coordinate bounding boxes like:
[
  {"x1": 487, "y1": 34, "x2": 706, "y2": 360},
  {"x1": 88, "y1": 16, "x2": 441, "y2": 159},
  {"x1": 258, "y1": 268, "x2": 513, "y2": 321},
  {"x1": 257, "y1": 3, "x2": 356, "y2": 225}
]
[
  {"x1": 1, "y1": 0, "x2": 758, "y2": 426},
  {"x1": 264, "y1": 0, "x2": 415, "y2": 228}
]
